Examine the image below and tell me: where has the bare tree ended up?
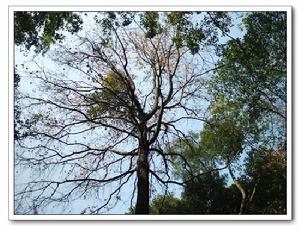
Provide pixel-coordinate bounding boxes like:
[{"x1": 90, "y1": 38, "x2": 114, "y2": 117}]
[{"x1": 15, "y1": 12, "x2": 230, "y2": 214}]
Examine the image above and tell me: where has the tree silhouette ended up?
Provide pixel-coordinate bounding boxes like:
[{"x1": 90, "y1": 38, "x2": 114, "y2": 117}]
[{"x1": 15, "y1": 12, "x2": 231, "y2": 214}]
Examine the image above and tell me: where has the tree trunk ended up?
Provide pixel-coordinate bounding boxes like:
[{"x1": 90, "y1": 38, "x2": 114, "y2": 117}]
[
  {"x1": 228, "y1": 166, "x2": 247, "y2": 214},
  {"x1": 135, "y1": 136, "x2": 150, "y2": 214}
]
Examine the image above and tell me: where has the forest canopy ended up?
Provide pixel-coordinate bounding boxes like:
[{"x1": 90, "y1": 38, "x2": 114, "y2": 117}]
[{"x1": 14, "y1": 11, "x2": 288, "y2": 215}]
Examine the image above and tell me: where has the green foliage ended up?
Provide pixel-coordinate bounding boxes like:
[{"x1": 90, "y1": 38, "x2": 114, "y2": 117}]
[
  {"x1": 245, "y1": 149, "x2": 287, "y2": 214},
  {"x1": 169, "y1": 98, "x2": 247, "y2": 181},
  {"x1": 167, "y1": 12, "x2": 187, "y2": 26},
  {"x1": 31, "y1": 113, "x2": 43, "y2": 123},
  {"x1": 212, "y1": 12, "x2": 286, "y2": 123},
  {"x1": 120, "y1": 12, "x2": 135, "y2": 27},
  {"x1": 150, "y1": 194, "x2": 183, "y2": 214},
  {"x1": 166, "y1": 12, "x2": 231, "y2": 54},
  {"x1": 125, "y1": 196, "x2": 182, "y2": 215},
  {"x1": 203, "y1": 98, "x2": 246, "y2": 158},
  {"x1": 14, "y1": 11, "x2": 82, "y2": 53},
  {"x1": 167, "y1": 12, "x2": 191, "y2": 48},
  {"x1": 86, "y1": 71, "x2": 132, "y2": 120},
  {"x1": 140, "y1": 12, "x2": 162, "y2": 39},
  {"x1": 166, "y1": 133, "x2": 209, "y2": 180},
  {"x1": 97, "y1": 12, "x2": 231, "y2": 55},
  {"x1": 180, "y1": 173, "x2": 240, "y2": 214},
  {"x1": 185, "y1": 28, "x2": 205, "y2": 54},
  {"x1": 201, "y1": 12, "x2": 287, "y2": 214},
  {"x1": 207, "y1": 11, "x2": 287, "y2": 167},
  {"x1": 149, "y1": 174, "x2": 241, "y2": 214}
]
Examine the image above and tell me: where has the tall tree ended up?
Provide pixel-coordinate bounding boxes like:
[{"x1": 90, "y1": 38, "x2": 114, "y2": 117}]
[
  {"x1": 211, "y1": 12, "x2": 287, "y2": 145},
  {"x1": 207, "y1": 11, "x2": 287, "y2": 214},
  {"x1": 14, "y1": 11, "x2": 230, "y2": 214}
]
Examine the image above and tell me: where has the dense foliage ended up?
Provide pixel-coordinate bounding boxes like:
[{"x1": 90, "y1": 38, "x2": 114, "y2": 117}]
[{"x1": 14, "y1": 12, "x2": 82, "y2": 53}]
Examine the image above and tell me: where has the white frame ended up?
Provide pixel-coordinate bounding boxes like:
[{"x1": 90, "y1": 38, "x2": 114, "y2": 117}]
[{"x1": 8, "y1": 5, "x2": 292, "y2": 221}]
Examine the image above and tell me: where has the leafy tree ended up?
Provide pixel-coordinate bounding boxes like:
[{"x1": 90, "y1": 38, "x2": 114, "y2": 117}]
[
  {"x1": 159, "y1": 11, "x2": 288, "y2": 215},
  {"x1": 211, "y1": 12, "x2": 287, "y2": 145},
  {"x1": 201, "y1": 98, "x2": 250, "y2": 214},
  {"x1": 206, "y1": 11, "x2": 287, "y2": 214},
  {"x1": 15, "y1": 11, "x2": 231, "y2": 214}
]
